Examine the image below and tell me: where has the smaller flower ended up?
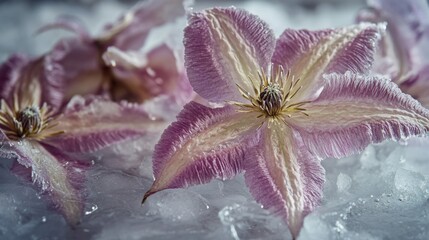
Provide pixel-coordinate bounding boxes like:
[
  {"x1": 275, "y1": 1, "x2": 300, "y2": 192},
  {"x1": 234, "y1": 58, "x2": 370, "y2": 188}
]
[
  {"x1": 357, "y1": 0, "x2": 429, "y2": 107},
  {"x1": 143, "y1": 8, "x2": 429, "y2": 238},
  {"x1": 39, "y1": 0, "x2": 192, "y2": 105},
  {"x1": 0, "y1": 95, "x2": 63, "y2": 141},
  {"x1": 0, "y1": 54, "x2": 166, "y2": 224}
]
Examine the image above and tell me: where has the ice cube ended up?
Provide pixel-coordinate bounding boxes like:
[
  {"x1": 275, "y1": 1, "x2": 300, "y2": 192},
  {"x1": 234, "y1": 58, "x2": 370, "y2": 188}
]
[
  {"x1": 337, "y1": 173, "x2": 352, "y2": 193},
  {"x1": 144, "y1": 189, "x2": 210, "y2": 222},
  {"x1": 219, "y1": 202, "x2": 291, "y2": 240},
  {"x1": 394, "y1": 168, "x2": 426, "y2": 202}
]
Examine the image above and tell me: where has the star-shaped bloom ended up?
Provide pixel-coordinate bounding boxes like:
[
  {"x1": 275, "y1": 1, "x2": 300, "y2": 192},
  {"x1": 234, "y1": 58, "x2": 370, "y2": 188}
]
[
  {"x1": 0, "y1": 54, "x2": 165, "y2": 225},
  {"x1": 39, "y1": 0, "x2": 192, "y2": 105},
  {"x1": 357, "y1": 0, "x2": 429, "y2": 107},
  {"x1": 143, "y1": 8, "x2": 429, "y2": 237}
]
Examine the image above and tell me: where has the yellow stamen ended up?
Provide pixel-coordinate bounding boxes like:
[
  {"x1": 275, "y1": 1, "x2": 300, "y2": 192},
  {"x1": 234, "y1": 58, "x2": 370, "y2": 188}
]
[
  {"x1": 230, "y1": 66, "x2": 310, "y2": 119},
  {"x1": 0, "y1": 99, "x2": 64, "y2": 141}
]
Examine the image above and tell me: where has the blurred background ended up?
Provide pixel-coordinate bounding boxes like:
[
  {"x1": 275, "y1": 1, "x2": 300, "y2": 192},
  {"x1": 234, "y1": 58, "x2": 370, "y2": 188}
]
[{"x1": 0, "y1": 0, "x2": 364, "y2": 61}]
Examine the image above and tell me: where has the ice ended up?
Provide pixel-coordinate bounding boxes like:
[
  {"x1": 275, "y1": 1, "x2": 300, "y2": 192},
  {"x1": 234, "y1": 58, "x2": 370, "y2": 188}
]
[
  {"x1": 219, "y1": 203, "x2": 291, "y2": 240},
  {"x1": 0, "y1": 159, "x2": 71, "y2": 239},
  {"x1": 300, "y1": 139, "x2": 429, "y2": 240},
  {"x1": 394, "y1": 168, "x2": 426, "y2": 198},
  {"x1": 144, "y1": 189, "x2": 210, "y2": 221},
  {"x1": 1, "y1": 1, "x2": 429, "y2": 240},
  {"x1": 336, "y1": 173, "x2": 352, "y2": 193},
  {"x1": 90, "y1": 134, "x2": 162, "y2": 177}
]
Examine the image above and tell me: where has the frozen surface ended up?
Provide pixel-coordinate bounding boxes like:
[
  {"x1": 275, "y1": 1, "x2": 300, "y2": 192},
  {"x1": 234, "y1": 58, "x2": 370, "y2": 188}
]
[
  {"x1": 2, "y1": 137, "x2": 429, "y2": 240},
  {"x1": 1, "y1": 1, "x2": 429, "y2": 240}
]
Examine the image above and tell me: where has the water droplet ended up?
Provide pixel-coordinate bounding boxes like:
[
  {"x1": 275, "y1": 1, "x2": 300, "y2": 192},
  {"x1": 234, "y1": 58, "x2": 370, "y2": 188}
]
[
  {"x1": 41, "y1": 216, "x2": 47, "y2": 222},
  {"x1": 85, "y1": 204, "x2": 98, "y2": 215}
]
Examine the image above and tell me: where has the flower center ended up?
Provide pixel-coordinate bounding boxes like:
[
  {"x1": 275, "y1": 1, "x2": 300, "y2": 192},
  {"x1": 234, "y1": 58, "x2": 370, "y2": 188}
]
[
  {"x1": 15, "y1": 106, "x2": 43, "y2": 137},
  {"x1": 0, "y1": 99, "x2": 64, "y2": 141},
  {"x1": 230, "y1": 66, "x2": 310, "y2": 119},
  {"x1": 258, "y1": 83, "x2": 283, "y2": 116}
]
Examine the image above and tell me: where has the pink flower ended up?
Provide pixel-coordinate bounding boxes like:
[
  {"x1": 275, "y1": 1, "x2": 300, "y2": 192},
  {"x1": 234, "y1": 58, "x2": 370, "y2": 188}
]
[
  {"x1": 357, "y1": 0, "x2": 429, "y2": 107},
  {"x1": 0, "y1": 54, "x2": 165, "y2": 224},
  {"x1": 40, "y1": 0, "x2": 192, "y2": 105},
  {"x1": 142, "y1": 8, "x2": 429, "y2": 237}
]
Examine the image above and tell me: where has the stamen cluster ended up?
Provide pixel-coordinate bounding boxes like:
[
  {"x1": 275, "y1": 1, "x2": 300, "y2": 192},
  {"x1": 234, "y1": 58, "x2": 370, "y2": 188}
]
[
  {"x1": 0, "y1": 98, "x2": 64, "y2": 140},
  {"x1": 231, "y1": 66, "x2": 310, "y2": 119}
]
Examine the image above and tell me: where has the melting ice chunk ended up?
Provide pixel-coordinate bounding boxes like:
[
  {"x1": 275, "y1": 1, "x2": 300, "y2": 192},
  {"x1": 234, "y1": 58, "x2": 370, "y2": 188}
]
[
  {"x1": 337, "y1": 173, "x2": 352, "y2": 193},
  {"x1": 219, "y1": 202, "x2": 291, "y2": 240},
  {"x1": 144, "y1": 189, "x2": 210, "y2": 222}
]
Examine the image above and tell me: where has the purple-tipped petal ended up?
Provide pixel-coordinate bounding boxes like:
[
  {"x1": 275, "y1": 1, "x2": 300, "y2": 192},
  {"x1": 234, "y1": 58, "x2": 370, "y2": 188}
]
[
  {"x1": 99, "y1": 0, "x2": 187, "y2": 50},
  {"x1": 184, "y1": 7, "x2": 276, "y2": 103},
  {"x1": 3, "y1": 55, "x2": 65, "y2": 110},
  {"x1": 404, "y1": 66, "x2": 429, "y2": 108},
  {"x1": 144, "y1": 45, "x2": 192, "y2": 104},
  {"x1": 358, "y1": 0, "x2": 429, "y2": 106},
  {"x1": 272, "y1": 23, "x2": 384, "y2": 103},
  {"x1": 40, "y1": 54, "x2": 66, "y2": 109},
  {"x1": 244, "y1": 120, "x2": 325, "y2": 238},
  {"x1": 0, "y1": 54, "x2": 28, "y2": 102},
  {"x1": 144, "y1": 102, "x2": 262, "y2": 201},
  {"x1": 45, "y1": 96, "x2": 166, "y2": 153},
  {"x1": 289, "y1": 72, "x2": 429, "y2": 160},
  {"x1": 12, "y1": 140, "x2": 87, "y2": 225},
  {"x1": 103, "y1": 44, "x2": 192, "y2": 103},
  {"x1": 36, "y1": 15, "x2": 90, "y2": 40},
  {"x1": 48, "y1": 38, "x2": 103, "y2": 101}
]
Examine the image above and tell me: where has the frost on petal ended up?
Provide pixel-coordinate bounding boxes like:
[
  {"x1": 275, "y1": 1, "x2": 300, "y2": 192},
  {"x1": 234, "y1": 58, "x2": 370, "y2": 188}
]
[
  {"x1": 103, "y1": 44, "x2": 192, "y2": 103},
  {"x1": 0, "y1": 54, "x2": 28, "y2": 102},
  {"x1": 244, "y1": 120, "x2": 325, "y2": 238},
  {"x1": 44, "y1": 96, "x2": 167, "y2": 153},
  {"x1": 272, "y1": 23, "x2": 384, "y2": 103},
  {"x1": 99, "y1": 0, "x2": 187, "y2": 50},
  {"x1": 12, "y1": 140, "x2": 87, "y2": 225},
  {"x1": 184, "y1": 7, "x2": 276, "y2": 103},
  {"x1": 289, "y1": 72, "x2": 429, "y2": 160},
  {"x1": 48, "y1": 38, "x2": 103, "y2": 101},
  {"x1": 144, "y1": 102, "x2": 262, "y2": 201}
]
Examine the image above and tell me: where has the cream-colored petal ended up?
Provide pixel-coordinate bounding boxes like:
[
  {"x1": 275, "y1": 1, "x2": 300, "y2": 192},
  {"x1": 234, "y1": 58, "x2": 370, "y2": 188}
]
[
  {"x1": 185, "y1": 8, "x2": 276, "y2": 102},
  {"x1": 289, "y1": 73, "x2": 429, "y2": 159},
  {"x1": 244, "y1": 119, "x2": 324, "y2": 237}
]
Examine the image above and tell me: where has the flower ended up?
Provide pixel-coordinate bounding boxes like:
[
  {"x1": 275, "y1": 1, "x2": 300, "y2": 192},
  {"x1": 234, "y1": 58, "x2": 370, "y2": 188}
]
[
  {"x1": 0, "y1": 54, "x2": 166, "y2": 225},
  {"x1": 357, "y1": 0, "x2": 429, "y2": 107},
  {"x1": 40, "y1": 0, "x2": 192, "y2": 105},
  {"x1": 142, "y1": 8, "x2": 429, "y2": 237}
]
